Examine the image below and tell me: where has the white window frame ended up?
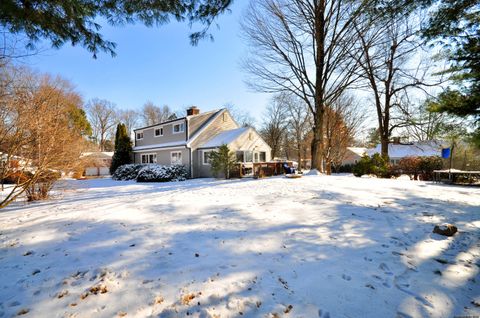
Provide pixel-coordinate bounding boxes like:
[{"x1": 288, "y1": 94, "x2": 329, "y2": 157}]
[
  {"x1": 136, "y1": 131, "x2": 144, "y2": 140},
  {"x1": 259, "y1": 151, "x2": 266, "y2": 162},
  {"x1": 172, "y1": 123, "x2": 185, "y2": 134},
  {"x1": 154, "y1": 127, "x2": 163, "y2": 137},
  {"x1": 171, "y1": 151, "x2": 182, "y2": 165},
  {"x1": 202, "y1": 150, "x2": 213, "y2": 165},
  {"x1": 141, "y1": 153, "x2": 157, "y2": 164}
]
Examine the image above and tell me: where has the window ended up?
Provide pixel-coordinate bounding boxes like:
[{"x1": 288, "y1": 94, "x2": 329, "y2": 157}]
[
  {"x1": 141, "y1": 153, "x2": 157, "y2": 164},
  {"x1": 223, "y1": 113, "x2": 227, "y2": 122},
  {"x1": 244, "y1": 151, "x2": 253, "y2": 162},
  {"x1": 248, "y1": 132, "x2": 253, "y2": 141},
  {"x1": 173, "y1": 123, "x2": 184, "y2": 134},
  {"x1": 154, "y1": 127, "x2": 163, "y2": 137},
  {"x1": 136, "y1": 132, "x2": 144, "y2": 140},
  {"x1": 171, "y1": 151, "x2": 182, "y2": 165},
  {"x1": 259, "y1": 152, "x2": 266, "y2": 162},
  {"x1": 254, "y1": 152, "x2": 259, "y2": 163},
  {"x1": 203, "y1": 151, "x2": 213, "y2": 165},
  {"x1": 236, "y1": 151, "x2": 244, "y2": 163}
]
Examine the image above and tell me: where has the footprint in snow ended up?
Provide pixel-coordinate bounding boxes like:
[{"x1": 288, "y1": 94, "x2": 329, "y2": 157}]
[
  {"x1": 379, "y1": 263, "x2": 393, "y2": 276},
  {"x1": 341, "y1": 274, "x2": 352, "y2": 281},
  {"x1": 318, "y1": 309, "x2": 330, "y2": 318}
]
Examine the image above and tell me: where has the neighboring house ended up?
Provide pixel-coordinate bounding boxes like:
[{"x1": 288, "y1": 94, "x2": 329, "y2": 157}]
[
  {"x1": 132, "y1": 107, "x2": 272, "y2": 178},
  {"x1": 342, "y1": 147, "x2": 368, "y2": 165},
  {"x1": 367, "y1": 140, "x2": 443, "y2": 165},
  {"x1": 80, "y1": 152, "x2": 113, "y2": 176}
]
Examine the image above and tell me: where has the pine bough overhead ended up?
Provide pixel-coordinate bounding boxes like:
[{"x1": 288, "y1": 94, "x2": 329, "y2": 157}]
[{"x1": 112, "y1": 164, "x2": 189, "y2": 182}]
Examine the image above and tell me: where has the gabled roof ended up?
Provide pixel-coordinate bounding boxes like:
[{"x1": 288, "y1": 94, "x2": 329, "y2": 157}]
[
  {"x1": 347, "y1": 147, "x2": 368, "y2": 157},
  {"x1": 199, "y1": 127, "x2": 250, "y2": 148},
  {"x1": 188, "y1": 109, "x2": 223, "y2": 138}
]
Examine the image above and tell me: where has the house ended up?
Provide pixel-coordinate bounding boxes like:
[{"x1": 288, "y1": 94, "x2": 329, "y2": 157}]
[
  {"x1": 367, "y1": 140, "x2": 443, "y2": 165},
  {"x1": 80, "y1": 152, "x2": 113, "y2": 176},
  {"x1": 132, "y1": 107, "x2": 272, "y2": 177},
  {"x1": 342, "y1": 147, "x2": 368, "y2": 165}
]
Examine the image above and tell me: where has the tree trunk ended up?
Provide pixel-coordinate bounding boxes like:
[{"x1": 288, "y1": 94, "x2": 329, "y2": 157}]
[
  {"x1": 311, "y1": 115, "x2": 324, "y2": 172},
  {"x1": 380, "y1": 134, "x2": 389, "y2": 158},
  {"x1": 311, "y1": 0, "x2": 325, "y2": 173}
]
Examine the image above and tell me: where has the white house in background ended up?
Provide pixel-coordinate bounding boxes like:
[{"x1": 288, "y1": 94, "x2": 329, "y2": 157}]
[
  {"x1": 367, "y1": 140, "x2": 443, "y2": 165},
  {"x1": 342, "y1": 147, "x2": 368, "y2": 165},
  {"x1": 80, "y1": 152, "x2": 113, "y2": 176},
  {"x1": 132, "y1": 107, "x2": 272, "y2": 178}
]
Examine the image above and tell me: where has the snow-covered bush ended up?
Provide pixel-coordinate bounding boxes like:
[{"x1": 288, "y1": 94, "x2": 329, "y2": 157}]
[
  {"x1": 136, "y1": 164, "x2": 189, "y2": 182},
  {"x1": 112, "y1": 164, "x2": 145, "y2": 181},
  {"x1": 113, "y1": 164, "x2": 189, "y2": 182}
]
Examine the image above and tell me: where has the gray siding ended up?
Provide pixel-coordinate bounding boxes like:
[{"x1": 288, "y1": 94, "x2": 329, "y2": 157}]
[
  {"x1": 134, "y1": 148, "x2": 190, "y2": 168},
  {"x1": 135, "y1": 119, "x2": 187, "y2": 147},
  {"x1": 192, "y1": 149, "x2": 215, "y2": 178}
]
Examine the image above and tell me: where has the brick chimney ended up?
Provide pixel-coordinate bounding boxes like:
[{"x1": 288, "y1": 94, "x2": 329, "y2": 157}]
[{"x1": 187, "y1": 106, "x2": 200, "y2": 116}]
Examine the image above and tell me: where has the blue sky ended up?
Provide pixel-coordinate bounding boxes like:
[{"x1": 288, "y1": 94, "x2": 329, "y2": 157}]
[{"x1": 25, "y1": 1, "x2": 271, "y2": 123}]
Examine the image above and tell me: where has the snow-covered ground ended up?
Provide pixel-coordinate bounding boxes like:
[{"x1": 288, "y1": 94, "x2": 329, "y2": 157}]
[{"x1": 0, "y1": 175, "x2": 479, "y2": 318}]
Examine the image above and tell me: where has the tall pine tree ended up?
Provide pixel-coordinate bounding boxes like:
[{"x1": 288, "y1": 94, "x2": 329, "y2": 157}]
[{"x1": 110, "y1": 123, "x2": 133, "y2": 175}]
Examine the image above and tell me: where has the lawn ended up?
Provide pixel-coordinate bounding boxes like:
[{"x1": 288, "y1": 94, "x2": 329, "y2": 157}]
[{"x1": 0, "y1": 175, "x2": 479, "y2": 318}]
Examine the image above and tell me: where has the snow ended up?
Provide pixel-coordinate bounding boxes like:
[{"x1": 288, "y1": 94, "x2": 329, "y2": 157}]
[
  {"x1": 0, "y1": 175, "x2": 479, "y2": 318},
  {"x1": 199, "y1": 127, "x2": 250, "y2": 148},
  {"x1": 368, "y1": 141, "x2": 444, "y2": 158}
]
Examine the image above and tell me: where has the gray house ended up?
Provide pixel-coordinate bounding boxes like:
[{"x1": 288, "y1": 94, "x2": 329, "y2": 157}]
[{"x1": 132, "y1": 107, "x2": 272, "y2": 177}]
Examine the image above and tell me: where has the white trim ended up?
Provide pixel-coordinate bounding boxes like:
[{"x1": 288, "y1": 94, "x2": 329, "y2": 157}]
[
  {"x1": 171, "y1": 151, "x2": 182, "y2": 165},
  {"x1": 141, "y1": 153, "x2": 157, "y2": 164},
  {"x1": 133, "y1": 141, "x2": 187, "y2": 151},
  {"x1": 134, "y1": 146, "x2": 185, "y2": 153},
  {"x1": 202, "y1": 150, "x2": 214, "y2": 166},
  {"x1": 172, "y1": 123, "x2": 185, "y2": 134},
  {"x1": 154, "y1": 127, "x2": 164, "y2": 137}
]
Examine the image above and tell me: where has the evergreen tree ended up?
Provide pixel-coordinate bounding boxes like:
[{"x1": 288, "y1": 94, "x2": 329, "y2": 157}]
[
  {"x1": 110, "y1": 123, "x2": 132, "y2": 175},
  {"x1": 0, "y1": 0, "x2": 232, "y2": 58},
  {"x1": 209, "y1": 145, "x2": 237, "y2": 179}
]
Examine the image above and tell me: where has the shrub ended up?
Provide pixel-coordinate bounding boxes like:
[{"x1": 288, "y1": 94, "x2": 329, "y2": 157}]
[
  {"x1": 370, "y1": 153, "x2": 390, "y2": 178},
  {"x1": 418, "y1": 156, "x2": 443, "y2": 181},
  {"x1": 353, "y1": 154, "x2": 392, "y2": 178},
  {"x1": 2, "y1": 171, "x2": 29, "y2": 184},
  {"x1": 334, "y1": 164, "x2": 354, "y2": 173},
  {"x1": 136, "y1": 164, "x2": 189, "y2": 182},
  {"x1": 25, "y1": 170, "x2": 61, "y2": 201},
  {"x1": 112, "y1": 164, "x2": 145, "y2": 181},
  {"x1": 352, "y1": 155, "x2": 373, "y2": 177},
  {"x1": 398, "y1": 156, "x2": 443, "y2": 181},
  {"x1": 398, "y1": 157, "x2": 422, "y2": 180}
]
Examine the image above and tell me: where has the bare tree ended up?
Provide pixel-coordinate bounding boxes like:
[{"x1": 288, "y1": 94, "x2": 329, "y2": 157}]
[
  {"x1": 141, "y1": 101, "x2": 175, "y2": 126},
  {"x1": 0, "y1": 69, "x2": 87, "y2": 208},
  {"x1": 118, "y1": 109, "x2": 140, "y2": 136},
  {"x1": 260, "y1": 95, "x2": 288, "y2": 159},
  {"x1": 278, "y1": 93, "x2": 312, "y2": 169},
  {"x1": 241, "y1": 0, "x2": 364, "y2": 172},
  {"x1": 223, "y1": 103, "x2": 257, "y2": 128},
  {"x1": 86, "y1": 98, "x2": 118, "y2": 151},
  {"x1": 323, "y1": 94, "x2": 366, "y2": 173},
  {"x1": 351, "y1": 11, "x2": 439, "y2": 157}
]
